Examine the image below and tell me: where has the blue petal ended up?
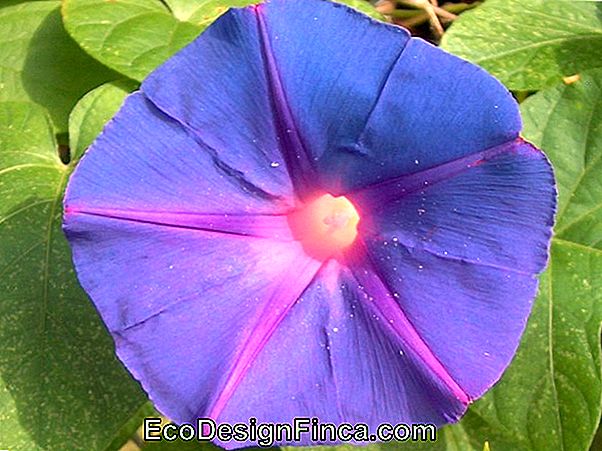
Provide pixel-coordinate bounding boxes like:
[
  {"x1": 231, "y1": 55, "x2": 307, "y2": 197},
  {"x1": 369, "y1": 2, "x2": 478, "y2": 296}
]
[
  {"x1": 317, "y1": 37, "x2": 521, "y2": 192},
  {"x1": 143, "y1": 0, "x2": 410, "y2": 197},
  {"x1": 64, "y1": 89, "x2": 299, "y2": 327},
  {"x1": 247, "y1": 0, "x2": 521, "y2": 193},
  {"x1": 141, "y1": 6, "x2": 294, "y2": 198},
  {"x1": 215, "y1": 261, "x2": 466, "y2": 447},
  {"x1": 65, "y1": 92, "x2": 293, "y2": 220},
  {"x1": 143, "y1": 0, "x2": 520, "y2": 195},
  {"x1": 351, "y1": 139, "x2": 555, "y2": 275},
  {"x1": 257, "y1": 0, "x2": 410, "y2": 191},
  {"x1": 65, "y1": 213, "x2": 317, "y2": 428},
  {"x1": 348, "y1": 139, "x2": 556, "y2": 398}
]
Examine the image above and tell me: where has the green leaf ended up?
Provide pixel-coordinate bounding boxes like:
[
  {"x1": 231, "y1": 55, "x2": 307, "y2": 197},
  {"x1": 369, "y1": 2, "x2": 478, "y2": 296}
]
[
  {"x1": 0, "y1": 1, "x2": 119, "y2": 133},
  {"x1": 0, "y1": 101, "x2": 146, "y2": 450},
  {"x1": 104, "y1": 402, "x2": 157, "y2": 451},
  {"x1": 69, "y1": 80, "x2": 137, "y2": 161},
  {"x1": 441, "y1": 0, "x2": 602, "y2": 90},
  {"x1": 61, "y1": 0, "x2": 382, "y2": 82},
  {"x1": 61, "y1": 0, "x2": 246, "y2": 81},
  {"x1": 162, "y1": 0, "x2": 259, "y2": 24},
  {"x1": 162, "y1": 0, "x2": 382, "y2": 23},
  {"x1": 522, "y1": 71, "x2": 602, "y2": 249}
]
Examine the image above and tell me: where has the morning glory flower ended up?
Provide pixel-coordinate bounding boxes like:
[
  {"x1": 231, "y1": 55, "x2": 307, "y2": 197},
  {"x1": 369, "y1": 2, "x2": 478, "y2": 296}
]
[{"x1": 63, "y1": 0, "x2": 556, "y2": 447}]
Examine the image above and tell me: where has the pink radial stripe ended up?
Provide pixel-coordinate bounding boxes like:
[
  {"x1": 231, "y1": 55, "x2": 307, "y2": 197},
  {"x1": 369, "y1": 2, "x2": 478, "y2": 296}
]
[
  {"x1": 255, "y1": 5, "x2": 317, "y2": 200},
  {"x1": 64, "y1": 207, "x2": 295, "y2": 240},
  {"x1": 205, "y1": 255, "x2": 325, "y2": 421},
  {"x1": 348, "y1": 138, "x2": 540, "y2": 211},
  {"x1": 345, "y1": 239, "x2": 470, "y2": 405}
]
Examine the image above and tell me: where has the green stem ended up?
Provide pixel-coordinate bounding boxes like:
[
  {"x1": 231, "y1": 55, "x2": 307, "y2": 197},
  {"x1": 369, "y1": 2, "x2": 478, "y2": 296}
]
[
  {"x1": 441, "y1": 2, "x2": 483, "y2": 14},
  {"x1": 390, "y1": 8, "x2": 424, "y2": 19}
]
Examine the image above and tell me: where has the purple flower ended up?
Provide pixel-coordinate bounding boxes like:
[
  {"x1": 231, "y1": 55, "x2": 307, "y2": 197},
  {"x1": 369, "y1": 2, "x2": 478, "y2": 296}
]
[{"x1": 63, "y1": 0, "x2": 555, "y2": 447}]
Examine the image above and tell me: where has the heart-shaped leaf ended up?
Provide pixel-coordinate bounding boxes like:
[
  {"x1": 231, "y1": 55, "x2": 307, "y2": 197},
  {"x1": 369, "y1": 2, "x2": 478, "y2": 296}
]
[
  {"x1": 0, "y1": 1, "x2": 118, "y2": 133},
  {"x1": 68, "y1": 80, "x2": 137, "y2": 161},
  {"x1": 0, "y1": 88, "x2": 145, "y2": 450}
]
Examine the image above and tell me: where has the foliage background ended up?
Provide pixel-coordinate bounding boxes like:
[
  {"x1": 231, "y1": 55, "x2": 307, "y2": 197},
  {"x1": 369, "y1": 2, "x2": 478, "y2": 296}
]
[{"x1": 0, "y1": 0, "x2": 601, "y2": 450}]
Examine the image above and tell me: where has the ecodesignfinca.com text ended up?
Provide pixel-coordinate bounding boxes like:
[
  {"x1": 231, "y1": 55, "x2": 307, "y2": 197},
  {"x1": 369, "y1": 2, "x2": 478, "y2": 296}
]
[{"x1": 144, "y1": 417, "x2": 438, "y2": 447}]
